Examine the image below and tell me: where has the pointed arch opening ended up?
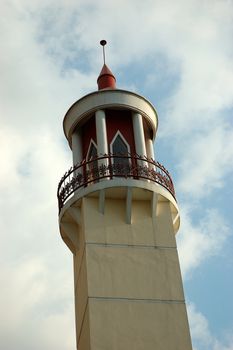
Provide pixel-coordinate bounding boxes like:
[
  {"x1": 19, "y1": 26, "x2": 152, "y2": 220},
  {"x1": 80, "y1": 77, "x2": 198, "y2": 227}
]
[
  {"x1": 110, "y1": 131, "x2": 130, "y2": 175},
  {"x1": 86, "y1": 140, "x2": 98, "y2": 181},
  {"x1": 87, "y1": 140, "x2": 98, "y2": 161}
]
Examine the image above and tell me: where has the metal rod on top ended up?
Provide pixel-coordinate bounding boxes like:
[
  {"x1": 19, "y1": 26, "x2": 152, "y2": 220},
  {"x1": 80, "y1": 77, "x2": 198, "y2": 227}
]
[{"x1": 100, "y1": 40, "x2": 107, "y2": 64}]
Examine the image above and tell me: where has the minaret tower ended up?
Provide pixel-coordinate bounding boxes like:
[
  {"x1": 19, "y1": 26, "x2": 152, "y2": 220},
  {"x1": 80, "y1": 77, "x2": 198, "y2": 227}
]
[{"x1": 57, "y1": 41, "x2": 192, "y2": 350}]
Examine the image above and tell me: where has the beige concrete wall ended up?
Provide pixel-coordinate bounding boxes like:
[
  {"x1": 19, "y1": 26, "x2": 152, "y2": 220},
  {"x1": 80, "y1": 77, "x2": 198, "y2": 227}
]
[
  {"x1": 82, "y1": 197, "x2": 177, "y2": 247},
  {"x1": 74, "y1": 249, "x2": 88, "y2": 341},
  {"x1": 62, "y1": 189, "x2": 192, "y2": 349},
  {"x1": 77, "y1": 303, "x2": 90, "y2": 350},
  {"x1": 89, "y1": 300, "x2": 191, "y2": 350},
  {"x1": 86, "y1": 245, "x2": 184, "y2": 300}
]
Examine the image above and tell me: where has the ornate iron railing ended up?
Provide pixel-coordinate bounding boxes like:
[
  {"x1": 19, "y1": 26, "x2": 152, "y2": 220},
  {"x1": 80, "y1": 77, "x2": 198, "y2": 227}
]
[{"x1": 57, "y1": 153, "x2": 175, "y2": 212}]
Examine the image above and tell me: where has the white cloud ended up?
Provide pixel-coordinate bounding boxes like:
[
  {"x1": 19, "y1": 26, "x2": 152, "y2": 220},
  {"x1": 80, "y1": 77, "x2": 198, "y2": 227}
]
[
  {"x1": 188, "y1": 303, "x2": 233, "y2": 350},
  {"x1": 177, "y1": 207, "x2": 230, "y2": 278},
  {"x1": 0, "y1": 129, "x2": 76, "y2": 350},
  {"x1": 0, "y1": 256, "x2": 75, "y2": 350},
  {"x1": 176, "y1": 123, "x2": 233, "y2": 197},
  {"x1": 188, "y1": 303, "x2": 212, "y2": 348}
]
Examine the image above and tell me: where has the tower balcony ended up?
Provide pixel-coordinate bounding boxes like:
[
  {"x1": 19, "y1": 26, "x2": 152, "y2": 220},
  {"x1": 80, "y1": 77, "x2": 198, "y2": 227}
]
[{"x1": 57, "y1": 153, "x2": 176, "y2": 213}]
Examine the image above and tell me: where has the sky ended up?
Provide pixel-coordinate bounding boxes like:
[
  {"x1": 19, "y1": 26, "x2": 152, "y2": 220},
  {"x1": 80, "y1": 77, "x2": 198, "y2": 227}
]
[{"x1": 0, "y1": 0, "x2": 233, "y2": 349}]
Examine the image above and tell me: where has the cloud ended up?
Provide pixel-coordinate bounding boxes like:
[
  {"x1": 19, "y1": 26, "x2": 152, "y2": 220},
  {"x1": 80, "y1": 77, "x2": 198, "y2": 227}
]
[
  {"x1": 176, "y1": 123, "x2": 233, "y2": 197},
  {"x1": 0, "y1": 128, "x2": 76, "y2": 350},
  {"x1": 188, "y1": 303, "x2": 212, "y2": 349},
  {"x1": 177, "y1": 207, "x2": 230, "y2": 278},
  {"x1": 0, "y1": 0, "x2": 97, "y2": 134},
  {"x1": 0, "y1": 255, "x2": 75, "y2": 350},
  {"x1": 188, "y1": 303, "x2": 233, "y2": 350}
]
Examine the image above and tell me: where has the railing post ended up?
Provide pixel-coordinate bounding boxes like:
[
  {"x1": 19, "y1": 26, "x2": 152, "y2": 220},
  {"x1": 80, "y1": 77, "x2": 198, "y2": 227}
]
[
  {"x1": 109, "y1": 154, "x2": 113, "y2": 179},
  {"x1": 132, "y1": 154, "x2": 138, "y2": 179},
  {"x1": 83, "y1": 160, "x2": 87, "y2": 187}
]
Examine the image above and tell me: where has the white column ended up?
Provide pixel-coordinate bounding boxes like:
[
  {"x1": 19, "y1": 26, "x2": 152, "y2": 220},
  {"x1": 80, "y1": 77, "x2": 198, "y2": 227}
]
[
  {"x1": 146, "y1": 138, "x2": 155, "y2": 160},
  {"x1": 71, "y1": 128, "x2": 83, "y2": 166},
  {"x1": 71, "y1": 129, "x2": 83, "y2": 188},
  {"x1": 95, "y1": 110, "x2": 108, "y2": 174},
  {"x1": 132, "y1": 112, "x2": 147, "y2": 156},
  {"x1": 146, "y1": 138, "x2": 155, "y2": 171},
  {"x1": 95, "y1": 109, "x2": 108, "y2": 155}
]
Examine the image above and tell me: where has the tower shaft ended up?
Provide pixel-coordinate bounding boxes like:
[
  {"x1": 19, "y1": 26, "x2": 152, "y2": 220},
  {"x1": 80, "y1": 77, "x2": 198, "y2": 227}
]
[{"x1": 61, "y1": 186, "x2": 192, "y2": 350}]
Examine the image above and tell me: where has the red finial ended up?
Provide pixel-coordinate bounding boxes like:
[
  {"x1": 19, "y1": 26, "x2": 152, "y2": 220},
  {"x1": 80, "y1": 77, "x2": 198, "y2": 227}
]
[{"x1": 97, "y1": 40, "x2": 116, "y2": 90}]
